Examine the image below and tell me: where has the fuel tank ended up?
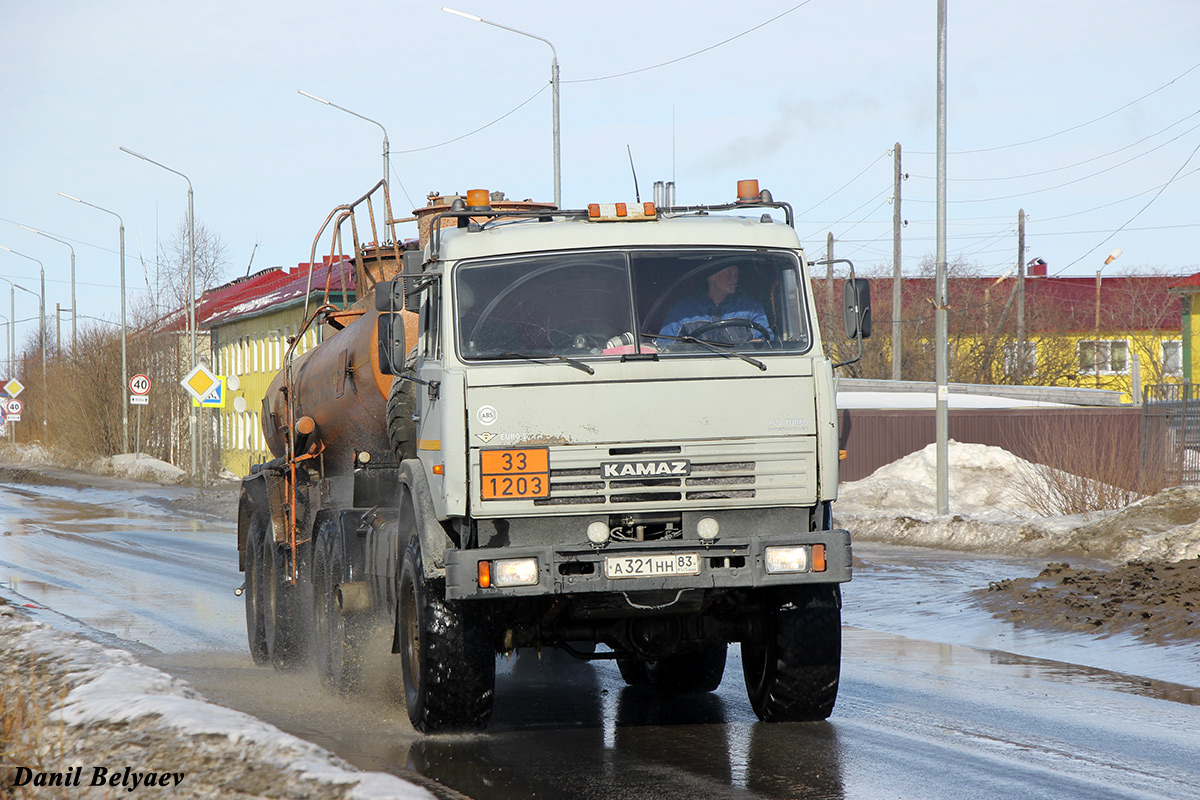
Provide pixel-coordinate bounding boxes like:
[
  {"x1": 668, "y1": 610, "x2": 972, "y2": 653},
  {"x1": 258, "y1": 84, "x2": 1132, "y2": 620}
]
[{"x1": 262, "y1": 307, "x2": 418, "y2": 473}]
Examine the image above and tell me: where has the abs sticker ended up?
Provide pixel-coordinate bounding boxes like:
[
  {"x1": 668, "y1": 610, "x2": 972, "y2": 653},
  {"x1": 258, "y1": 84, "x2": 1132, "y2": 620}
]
[{"x1": 477, "y1": 405, "x2": 498, "y2": 426}]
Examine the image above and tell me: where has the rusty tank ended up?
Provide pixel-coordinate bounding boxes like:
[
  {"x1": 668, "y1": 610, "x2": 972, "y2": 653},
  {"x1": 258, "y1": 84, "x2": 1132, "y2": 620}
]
[{"x1": 262, "y1": 306, "x2": 418, "y2": 473}]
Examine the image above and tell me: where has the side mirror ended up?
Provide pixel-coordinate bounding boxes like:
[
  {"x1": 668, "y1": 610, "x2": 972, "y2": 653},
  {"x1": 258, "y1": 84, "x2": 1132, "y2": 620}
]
[
  {"x1": 843, "y1": 278, "x2": 871, "y2": 339},
  {"x1": 374, "y1": 278, "x2": 404, "y2": 312},
  {"x1": 403, "y1": 251, "x2": 425, "y2": 301},
  {"x1": 376, "y1": 308, "x2": 406, "y2": 375}
]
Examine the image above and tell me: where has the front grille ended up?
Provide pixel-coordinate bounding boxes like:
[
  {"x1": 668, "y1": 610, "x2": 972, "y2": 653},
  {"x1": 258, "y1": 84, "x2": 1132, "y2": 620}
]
[{"x1": 516, "y1": 439, "x2": 814, "y2": 511}]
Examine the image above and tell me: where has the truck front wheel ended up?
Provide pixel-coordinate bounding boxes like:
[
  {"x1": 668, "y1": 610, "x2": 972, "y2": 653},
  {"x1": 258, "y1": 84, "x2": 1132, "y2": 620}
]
[
  {"x1": 742, "y1": 586, "x2": 841, "y2": 722},
  {"x1": 398, "y1": 534, "x2": 495, "y2": 733}
]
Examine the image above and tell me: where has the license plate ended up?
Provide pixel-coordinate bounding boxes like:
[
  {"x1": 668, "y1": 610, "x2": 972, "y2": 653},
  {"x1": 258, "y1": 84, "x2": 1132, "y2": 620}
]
[{"x1": 604, "y1": 553, "x2": 700, "y2": 580}]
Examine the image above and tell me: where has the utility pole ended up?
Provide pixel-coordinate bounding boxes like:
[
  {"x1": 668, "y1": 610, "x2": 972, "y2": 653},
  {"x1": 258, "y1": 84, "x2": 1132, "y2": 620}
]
[
  {"x1": 934, "y1": 0, "x2": 949, "y2": 516},
  {"x1": 1016, "y1": 209, "x2": 1026, "y2": 379},
  {"x1": 893, "y1": 142, "x2": 903, "y2": 381}
]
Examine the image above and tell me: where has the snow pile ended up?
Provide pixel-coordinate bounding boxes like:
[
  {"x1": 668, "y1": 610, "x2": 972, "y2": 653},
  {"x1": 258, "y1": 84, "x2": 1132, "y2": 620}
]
[
  {"x1": 1, "y1": 605, "x2": 430, "y2": 800},
  {"x1": 838, "y1": 441, "x2": 1044, "y2": 521},
  {"x1": 103, "y1": 453, "x2": 188, "y2": 485},
  {"x1": 1063, "y1": 486, "x2": 1200, "y2": 563},
  {"x1": 837, "y1": 440, "x2": 1200, "y2": 562}
]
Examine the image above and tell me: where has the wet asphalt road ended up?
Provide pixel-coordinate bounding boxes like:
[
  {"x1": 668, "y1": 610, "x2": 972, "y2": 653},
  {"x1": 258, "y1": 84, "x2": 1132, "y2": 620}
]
[{"x1": 3, "y1": 474, "x2": 1200, "y2": 800}]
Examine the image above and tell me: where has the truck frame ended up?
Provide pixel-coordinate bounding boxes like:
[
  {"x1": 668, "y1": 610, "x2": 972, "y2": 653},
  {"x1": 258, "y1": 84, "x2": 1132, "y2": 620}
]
[{"x1": 237, "y1": 180, "x2": 869, "y2": 733}]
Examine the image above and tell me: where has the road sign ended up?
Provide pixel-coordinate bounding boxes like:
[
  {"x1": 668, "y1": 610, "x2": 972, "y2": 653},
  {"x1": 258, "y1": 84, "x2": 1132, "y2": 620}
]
[
  {"x1": 181, "y1": 363, "x2": 221, "y2": 404},
  {"x1": 5, "y1": 399, "x2": 20, "y2": 422},
  {"x1": 129, "y1": 373, "x2": 151, "y2": 395},
  {"x1": 4, "y1": 379, "x2": 24, "y2": 398},
  {"x1": 191, "y1": 375, "x2": 227, "y2": 408},
  {"x1": 130, "y1": 394, "x2": 149, "y2": 406}
]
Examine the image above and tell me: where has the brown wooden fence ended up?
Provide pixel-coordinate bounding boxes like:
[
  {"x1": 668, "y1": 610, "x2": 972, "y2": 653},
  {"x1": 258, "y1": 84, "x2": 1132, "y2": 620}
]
[{"x1": 838, "y1": 406, "x2": 1145, "y2": 484}]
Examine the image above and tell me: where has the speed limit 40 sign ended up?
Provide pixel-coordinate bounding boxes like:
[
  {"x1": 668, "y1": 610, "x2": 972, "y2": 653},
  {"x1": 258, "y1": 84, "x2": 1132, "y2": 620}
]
[{"x1": 130, "y1": 373, "x2": 151, "y2": 406}]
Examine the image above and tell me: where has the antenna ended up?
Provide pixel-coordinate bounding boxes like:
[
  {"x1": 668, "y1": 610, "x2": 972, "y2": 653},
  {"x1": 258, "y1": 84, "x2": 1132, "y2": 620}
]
[
  {"x1": 626, "y1": 145, "x2": 641, "y2": 203},
  {"x1": 245, "y1": 241, "x2": 260, "y2": 277}
]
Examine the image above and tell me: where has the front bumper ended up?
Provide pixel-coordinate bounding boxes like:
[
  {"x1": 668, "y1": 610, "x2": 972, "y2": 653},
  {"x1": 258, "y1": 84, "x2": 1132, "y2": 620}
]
[{"x1": 444, "y1": 529, "x2": 851, "y2": 600}]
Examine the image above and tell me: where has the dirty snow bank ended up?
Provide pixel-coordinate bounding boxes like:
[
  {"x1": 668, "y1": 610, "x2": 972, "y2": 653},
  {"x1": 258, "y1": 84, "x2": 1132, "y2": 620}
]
[
  {"x1": 0, "y1": 600, "x2": 430, "y2": 800},
  {"x1": 837, "y1": 441, "x2": 1200, "y2": 563},
  {"x1": 0, "y1": 442, "x2": 191, "y2": 486}
]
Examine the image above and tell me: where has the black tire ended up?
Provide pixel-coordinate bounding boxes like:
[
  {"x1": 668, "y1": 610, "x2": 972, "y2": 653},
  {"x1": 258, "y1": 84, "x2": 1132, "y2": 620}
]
[
  {"x1": 244, "y1": 517, "x2": 269, "y2": 666},
  {"x1": 616, "y1": 657, "x2": 651, "y2": 686},
  {"x1": 398, "y1": 533, "x2": 495, "y2": 733},
  {"x1": 386, "y1": 376, "x2": 417, "y2": 462},
  {"x1": 742, "y1": 586, "x2": 841, "y2": 722},
  {"x1": 263, "y1": 537, "x2": 307, "y2": 670},
  {"x1": 315, "y1": 540, "x2": 364, "y2": 692},
  {"x1": 645, "y1": 643, "x2": 728, "y2": 694}
]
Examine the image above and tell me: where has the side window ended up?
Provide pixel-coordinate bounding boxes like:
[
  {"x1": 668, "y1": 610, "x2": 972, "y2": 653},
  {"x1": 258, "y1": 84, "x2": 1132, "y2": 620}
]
[{"x1": 422, "y1": 282, "x2": 441, "y2": 359}]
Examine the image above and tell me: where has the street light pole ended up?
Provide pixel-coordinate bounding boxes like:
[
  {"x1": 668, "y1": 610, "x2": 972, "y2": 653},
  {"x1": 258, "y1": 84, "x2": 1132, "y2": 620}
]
[
  {"x1": 121, "y1": 146, "x2": 197, "y2": 478},
  {"x1": 298, "y1": 90, "x2": 390, "y2": 188},
  {"x1": 1095, "y1": 247, "x2": 1122, "y2": 389},
  {"x1": 17, "y1": 225, "x2": 75, "y2": 355},
  {"x1": 59, "y1": 193, "x2": 129, "y2": 453},
  {"x1": 0, "y1": 246, "x2": 48, "y2": 440},
  {"x1": 442, "y1": 6, "x2": 561, "y2": 208},
  {"x1": 934, "y1": 0, "x2": 949, "y2": 516}
]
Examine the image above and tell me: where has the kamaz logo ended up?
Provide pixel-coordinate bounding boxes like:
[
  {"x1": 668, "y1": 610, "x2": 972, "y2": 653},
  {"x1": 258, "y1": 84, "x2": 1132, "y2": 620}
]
[{"x1": 601, "y1": 460, "x2": 691, "y2": 478}]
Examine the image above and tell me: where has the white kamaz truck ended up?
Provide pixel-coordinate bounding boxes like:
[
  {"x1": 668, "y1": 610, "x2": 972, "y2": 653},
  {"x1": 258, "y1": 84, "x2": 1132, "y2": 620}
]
[{"x1": 238, "y1": 180, "x2": 870, "y2": 733}]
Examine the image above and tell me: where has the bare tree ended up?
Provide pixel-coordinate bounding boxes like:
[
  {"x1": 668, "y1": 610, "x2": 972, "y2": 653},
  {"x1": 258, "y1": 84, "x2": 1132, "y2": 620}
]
[{"x1": 150, "y1": 217, "x2": 230, "y2": 317}]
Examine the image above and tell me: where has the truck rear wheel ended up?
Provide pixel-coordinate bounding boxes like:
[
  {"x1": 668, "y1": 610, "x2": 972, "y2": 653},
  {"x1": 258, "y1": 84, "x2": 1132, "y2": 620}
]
[
  {"x1": 244, "y1": 518, "x2": 269, "y2": 665},
  {"x1": 314, "y1": 539, "x2": 363, "y2": 693},
  {"x1": 398, "y1": 533, "x2": 494, "y2": 733},
  {"x1": 742, "y1": 586, "x2": 841, "y2": 722},
  {"x1": 263, "y1": 537, "x2": 308, "y2": 670},
  {"x1": 646, "y1": 643, "x2": 728, "y2": 693}
]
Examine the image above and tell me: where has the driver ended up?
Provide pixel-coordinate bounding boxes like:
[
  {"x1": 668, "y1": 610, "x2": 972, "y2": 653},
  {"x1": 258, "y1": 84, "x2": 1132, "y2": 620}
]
[{"x1": 658, "y1": 265, "x2": 774, "y2": 344}]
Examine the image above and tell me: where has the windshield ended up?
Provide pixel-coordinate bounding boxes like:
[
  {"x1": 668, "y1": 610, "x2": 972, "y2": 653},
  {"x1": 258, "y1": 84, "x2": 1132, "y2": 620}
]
[{"x1": 455, "y1": 249, "x2": 812, "y2": 361}]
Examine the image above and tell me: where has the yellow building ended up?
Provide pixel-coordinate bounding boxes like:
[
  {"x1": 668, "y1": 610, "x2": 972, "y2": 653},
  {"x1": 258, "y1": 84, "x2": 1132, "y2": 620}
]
[{"x1": 204, "y1": 259, "x2": 355, "y2": 476}]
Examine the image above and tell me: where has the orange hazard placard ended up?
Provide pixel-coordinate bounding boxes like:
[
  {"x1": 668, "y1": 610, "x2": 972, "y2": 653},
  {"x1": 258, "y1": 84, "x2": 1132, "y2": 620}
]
[{"x1": 481, "y1": 448, "x2": 550, "y2": 500}]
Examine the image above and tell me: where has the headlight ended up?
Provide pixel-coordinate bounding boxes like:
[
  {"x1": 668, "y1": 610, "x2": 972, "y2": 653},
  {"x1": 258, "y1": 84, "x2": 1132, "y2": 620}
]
[
  {"x1": 764, "y1": 545, "x2": 810, "y2": 574},
  {"x1": 493, "y1": 557, "x2": 540, "y2": 587},
  {"x1": 696, "y1": 517, "x2": 720, "y2": 541}
]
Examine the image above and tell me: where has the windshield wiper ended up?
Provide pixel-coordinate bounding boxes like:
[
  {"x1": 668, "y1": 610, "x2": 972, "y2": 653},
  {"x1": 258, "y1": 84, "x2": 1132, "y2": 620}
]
[
  {"x1": 498, "y1": 351, "x2": 595, "y2": 375},
  {"x1": 645, "y1": 333, "x2": 766, "y2": 371}
]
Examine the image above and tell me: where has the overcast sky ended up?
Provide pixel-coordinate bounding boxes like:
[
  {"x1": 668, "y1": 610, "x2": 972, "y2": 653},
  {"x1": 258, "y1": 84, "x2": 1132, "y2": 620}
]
[{"x1": 2, "y1": 1, "x2": 1198, "y2": 348}]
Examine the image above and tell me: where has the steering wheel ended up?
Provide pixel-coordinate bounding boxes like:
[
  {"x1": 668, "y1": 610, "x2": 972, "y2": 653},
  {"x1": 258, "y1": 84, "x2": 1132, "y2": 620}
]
[{"x1": 687, "y1": 317, "x2": 773, "y2": 341}]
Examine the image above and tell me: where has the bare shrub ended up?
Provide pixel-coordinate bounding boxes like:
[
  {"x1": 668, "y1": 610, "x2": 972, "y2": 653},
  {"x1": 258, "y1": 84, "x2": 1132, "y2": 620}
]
[{"x1": 1010, "y1": 414, "x2": 1168, "y2": 518}]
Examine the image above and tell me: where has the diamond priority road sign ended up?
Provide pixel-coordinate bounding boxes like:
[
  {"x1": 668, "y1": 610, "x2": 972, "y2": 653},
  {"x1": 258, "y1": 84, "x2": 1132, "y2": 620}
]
[{"x1": 181, "y1": 363, "x2": 222, "y2": 405}]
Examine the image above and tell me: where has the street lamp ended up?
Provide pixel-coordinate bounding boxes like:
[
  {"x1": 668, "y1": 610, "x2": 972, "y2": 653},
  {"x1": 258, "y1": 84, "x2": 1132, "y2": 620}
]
[
  {"x1": 17, "y1": 225, "x2": 75, "y2": 355},
  {"x1": 442, "y1": 6, "x2": 561, "y2": 208},
  {"x1": 60, "y1": 192, "x2": 129, "y2": 453},
  {"x1": 298, "y1": 90, "x2": 390, "y2": 188},
  {"x1": 0, "y1": 246, "x2": 47, "y2": 440},
  {"x1": 121, "y1": 146, "x2": 198, "y2": 478},
  {"x1": 1094, "y1": 247, "x2": 1122, "y2": 388}
]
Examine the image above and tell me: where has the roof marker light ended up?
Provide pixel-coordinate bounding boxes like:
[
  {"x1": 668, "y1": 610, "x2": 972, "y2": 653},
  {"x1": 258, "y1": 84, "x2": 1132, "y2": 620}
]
[{"x1": 736, "y1": 179, "x2": 761, "y2": 203}]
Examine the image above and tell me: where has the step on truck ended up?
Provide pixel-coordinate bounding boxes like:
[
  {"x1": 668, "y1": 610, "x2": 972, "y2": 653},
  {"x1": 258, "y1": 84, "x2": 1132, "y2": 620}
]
[{"x1": 237, "y1": 179, "x2": 871, "y2": 733}]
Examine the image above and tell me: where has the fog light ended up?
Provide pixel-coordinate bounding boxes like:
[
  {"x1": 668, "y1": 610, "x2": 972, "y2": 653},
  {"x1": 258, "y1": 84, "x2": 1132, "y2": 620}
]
[
  {"x1": 697, "y1": 517, "x2": 720, "y2": 541},
  {"x1": 765, "y1": 545, "x2": 810, "y2": 574},
  {"x1": 587, "y1": 521, "x2": 611, "y2": 544},
  {"x1": 494, "y1": 558, "x2": 539, "y2": 587}
]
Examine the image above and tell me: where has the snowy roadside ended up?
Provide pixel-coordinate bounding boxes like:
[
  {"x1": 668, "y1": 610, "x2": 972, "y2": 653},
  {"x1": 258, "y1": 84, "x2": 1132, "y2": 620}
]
[
  {"x1": 0, "y1": 599, "x2": 432, "y2": 800},
  {"x1": 838, "y1": 441, "x2": 1200, "y2": 647},
  {"x1": 0, "y1": 447, "x2": 432, "y2": 800}
]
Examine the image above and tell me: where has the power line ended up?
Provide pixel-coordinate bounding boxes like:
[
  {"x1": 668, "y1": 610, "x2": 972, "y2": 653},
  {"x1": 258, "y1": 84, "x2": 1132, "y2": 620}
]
[
  {"x1": 565, "y1": 1, "x2": 816, "y2": 84},
  {"x1": 393, "y1": 84, "x2": 548, "y2": 154},
  {"x1": 911, "y1": 59, "x2": 1200, "y2": 155},
  {"x1": 1052, "y1": 139, "x2": 1200, "y2": 275},
  {"x1": 910, "y1": 108, "x2": 1200, "y2": 183}
]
